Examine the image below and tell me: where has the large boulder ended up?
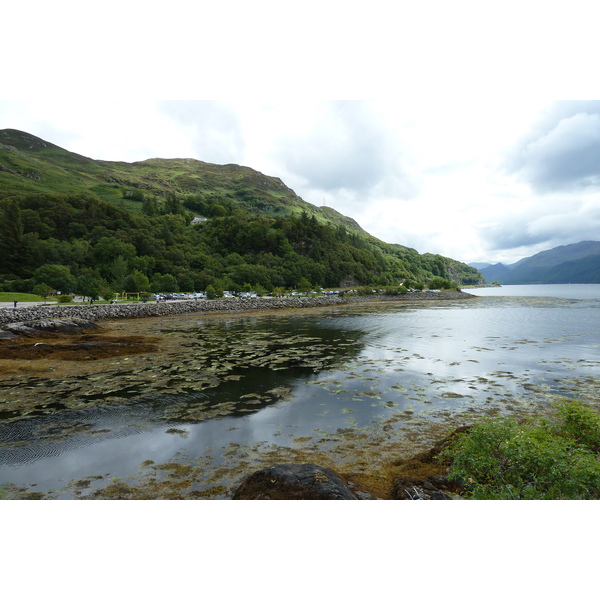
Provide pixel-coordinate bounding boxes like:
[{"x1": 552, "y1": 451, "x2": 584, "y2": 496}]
[{"x1": 232, "y1": 463, "x2": 358, "y2": 500}]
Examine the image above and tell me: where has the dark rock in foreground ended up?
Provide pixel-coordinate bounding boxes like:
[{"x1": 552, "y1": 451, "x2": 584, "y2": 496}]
[{"x1": 232, "y1": 463, "x2": 358, "y2": 500}]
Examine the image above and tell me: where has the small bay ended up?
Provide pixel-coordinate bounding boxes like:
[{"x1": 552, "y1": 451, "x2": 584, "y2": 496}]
[{"x1": 1, "y1": 284, "x2": 599, "y2": 499}]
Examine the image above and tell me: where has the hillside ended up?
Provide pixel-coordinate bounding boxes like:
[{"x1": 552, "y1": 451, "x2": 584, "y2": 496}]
[
  {"x1": 0, "y1": 128, "x2": 361, "y2": 232},
  {"x1": 0, "y1": 128, "x2": 483, "y2": 295},
  {"x1": 478, "y1": 241, "x2": 600, "y2": 284}
]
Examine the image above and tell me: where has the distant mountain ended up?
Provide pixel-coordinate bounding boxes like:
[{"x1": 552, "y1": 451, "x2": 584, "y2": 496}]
[
  {"x1": 479, "y1": 241, "x2": 600, "y2": 284},
  {"x1": 477, "y1": 263, "x2": 511, "y2": 283}
]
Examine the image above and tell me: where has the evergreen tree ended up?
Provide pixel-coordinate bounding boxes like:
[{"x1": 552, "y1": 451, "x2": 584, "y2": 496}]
[
  {"x1": 110, "y1": 255, "x2": 129, "y2": 291},
  {"x1": 0, "y1": 198, "x2": 24, "y2": 275}
]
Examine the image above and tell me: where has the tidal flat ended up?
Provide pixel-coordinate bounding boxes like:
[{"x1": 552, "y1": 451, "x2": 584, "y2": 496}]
[{"x1": 1, "y1": 290, "x2": 599, "y2": 499}]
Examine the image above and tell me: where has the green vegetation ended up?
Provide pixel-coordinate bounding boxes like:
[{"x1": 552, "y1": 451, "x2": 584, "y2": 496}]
[
  {"x1": 0, "y1": 292, "x2": 46, "y2": 302},
  {"x1": 441, "y1": 399, "x2": 600, "y2": 499},
  {"x1": 426, "y1": 277, "x2": 458, "y2": 290},
  {"x1": 0, "y1": 129, "x2": 484, "y2": 294}
]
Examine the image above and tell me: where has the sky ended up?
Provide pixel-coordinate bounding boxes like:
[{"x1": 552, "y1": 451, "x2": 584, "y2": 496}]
[{"x1": 3, "y1": 2, "x2": 600, "y2": 268}]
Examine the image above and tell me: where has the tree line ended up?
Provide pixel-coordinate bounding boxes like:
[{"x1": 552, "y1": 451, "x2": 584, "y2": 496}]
[{"x1": 0, "y1": 191, "x2": 479, "y2": 299}]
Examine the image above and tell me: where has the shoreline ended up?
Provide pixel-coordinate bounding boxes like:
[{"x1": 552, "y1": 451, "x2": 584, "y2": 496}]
[{"x1": 0, "y1": 291, "x2": 476, "y2": 326}]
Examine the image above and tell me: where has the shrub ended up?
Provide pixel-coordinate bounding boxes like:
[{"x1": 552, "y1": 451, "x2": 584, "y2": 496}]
[
  {"x1": 549, "y1": 398, "x2": 600, "y2": 453},
  {"x1": 441, "y1": 399, "x2": 600, "y2": 499},
  {"x1": 428, "y1": 277, "x2": 456, "y2": 290},
  {"x1": 205, "y1": 284, "x2": 216, "y2": 300},
  {"x1": 356, "y1": 286, "x2": 375, "y2": 295},
  {"x1": 56, "y1": 295, "x2": 73, "y2": 304},
  {"x1": 384, "y1": 285, "x2": 408, "y2": 295}
]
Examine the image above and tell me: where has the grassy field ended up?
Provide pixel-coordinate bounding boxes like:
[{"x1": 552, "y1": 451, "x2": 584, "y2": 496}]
[{"x1": 0, "y1": 292, "x2": 46, "y2": 302}]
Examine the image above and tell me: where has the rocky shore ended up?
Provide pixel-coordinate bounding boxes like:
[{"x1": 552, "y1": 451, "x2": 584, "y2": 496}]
[
  {"x1": 232, "y1": 426, "x2": 471, "y2": 500},
  {"x1": 0, "y1": 291, "x2": 475, "y2": 326}
]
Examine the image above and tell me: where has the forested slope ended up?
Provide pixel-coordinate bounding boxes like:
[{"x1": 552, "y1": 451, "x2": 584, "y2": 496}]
[{"x1": 0, "y1": 129, "x2": 483, "y2": 296}]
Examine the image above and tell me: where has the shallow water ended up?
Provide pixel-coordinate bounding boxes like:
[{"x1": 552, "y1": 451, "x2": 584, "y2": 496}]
[{"x1": 1, "y1": 285, "x2": 599, "y2": 498}]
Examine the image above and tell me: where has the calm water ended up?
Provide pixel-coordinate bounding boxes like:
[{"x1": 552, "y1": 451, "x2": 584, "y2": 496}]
[{"x1": 1, "y1": 284, "x2": 599, "y2": 498}]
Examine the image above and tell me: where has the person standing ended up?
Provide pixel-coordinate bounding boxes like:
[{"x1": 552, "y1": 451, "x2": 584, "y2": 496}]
[{"x1": 13, "y1": 300, "x2": 17, "y2": 308}]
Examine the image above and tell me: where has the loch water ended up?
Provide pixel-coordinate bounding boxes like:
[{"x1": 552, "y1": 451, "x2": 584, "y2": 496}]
[{"x1": 1, "y1": 284, "x2": 599, "y2": 498}]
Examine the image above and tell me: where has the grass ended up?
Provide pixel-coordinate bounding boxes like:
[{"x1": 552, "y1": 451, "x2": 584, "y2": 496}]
[
  {"x1": 0, "y1": 293, "x2": 164, "y2": 305},
  {"x1": 0, "y1": 292, "x2": 46, "y2": 302}
]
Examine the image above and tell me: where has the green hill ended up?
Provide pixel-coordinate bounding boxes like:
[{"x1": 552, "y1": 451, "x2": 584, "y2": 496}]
[
  {"x1": 0, "y1": 128, "x2": 360, "y2": 229},
  {"x1": 0, "y1": 128, "x2": 483, "y2": 296}
]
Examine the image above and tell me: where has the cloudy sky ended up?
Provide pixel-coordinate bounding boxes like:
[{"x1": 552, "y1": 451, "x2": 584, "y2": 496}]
[
  {"x1": 4, "y1": 98, "x2": 600, "y2": 265},
  {"x1": 3, "y1": 2, "x2": 600, "y2": 267}
]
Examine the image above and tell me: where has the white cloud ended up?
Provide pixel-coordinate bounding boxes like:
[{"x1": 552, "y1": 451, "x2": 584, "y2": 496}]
[{"x1": 2, "y1": 98, "x2": 600, "y2": 265}]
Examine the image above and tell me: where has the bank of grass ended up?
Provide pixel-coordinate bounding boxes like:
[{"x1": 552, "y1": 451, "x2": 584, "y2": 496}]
[
  {"x1": 441, "y1": 399, "x2": 600, "y2": 499},
  {"x1": 0, "y1": 292, "x2": 46, "y2": 302},
  {"x1": 0, "y1": 292, "x2": 159, "y2": 305}
]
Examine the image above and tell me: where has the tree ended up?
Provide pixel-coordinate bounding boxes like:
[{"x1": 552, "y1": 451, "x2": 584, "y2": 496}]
[
  {"x1": 142, "y1": 196, "x2": 160, "y2": 217},
  {"x1": 163, "y1": 194, "x2": 186, "y2": 216},
  {"x1": 124, "y1": 270, "x2": 150, "y2": 293},
  {"x1": 32, "y1": 282, "x2": 52, "y2": 300},
  {"x1": 33, "y1": 264, "x2": 75, "y2": 293},
  {"x1": 210, "y1": 204, "x2": 227, "y2": 217},
  {"x1": 0, "y1": 198, "x2": 24, "y2": 275},
  {"x1": 75, "y1": 274, "x2": 101, "y2": 300},
  {"x1": 150, "y1": 273, "x2": 178, "y2": 294},
  {"x1": 297, "y1": 277, "x2": 312, "y2": 293},
  {"x1": 93, "y1": 237, "x2": 136, "y2": 273},
  {"x1": 110, "y1": 255, "x2": 129, "y2": 291},
  {"x1": 99, "y1": 283, "x2": 115, "y2": 302}
]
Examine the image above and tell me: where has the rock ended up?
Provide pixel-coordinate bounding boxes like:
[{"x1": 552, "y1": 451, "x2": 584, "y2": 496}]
[
  {"x1": 0, "y1": 317, "x2": 99, "y2": 337},
  {"x1": 391, "y1": 426, "x2": 472, "y2": 500},
  {"x1": 0, "y1": 292, "x2": 474, "y2": 327},
  {"x1": 394, "y1": 477, "x2": 455, "y2": 500},
  {"x1": 232, "y1": 463, "x2": 358, "y2": 500}
]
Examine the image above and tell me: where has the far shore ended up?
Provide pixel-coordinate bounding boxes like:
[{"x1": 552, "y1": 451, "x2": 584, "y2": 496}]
[{"x1": 0, "y1": 291, "x2": 476, "y2": 326}]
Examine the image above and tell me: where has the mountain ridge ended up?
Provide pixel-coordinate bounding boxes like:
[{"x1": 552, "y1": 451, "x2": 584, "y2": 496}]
[
  {"x1": 475, "y1": 241, "x2": 600, "y2": 284},
  {"x1": 0, "y1": 128, "x2": 368, "y2": 235}
]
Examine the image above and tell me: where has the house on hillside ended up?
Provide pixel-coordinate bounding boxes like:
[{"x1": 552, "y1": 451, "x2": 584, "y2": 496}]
[{"x1": 191, "y1": 217, "x2": 207, "y2": 224}]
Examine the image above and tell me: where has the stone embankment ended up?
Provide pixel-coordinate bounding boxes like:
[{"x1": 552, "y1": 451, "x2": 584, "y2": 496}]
[{"x1": 0, "y1": 292, "x2": 475, "y2": 326}]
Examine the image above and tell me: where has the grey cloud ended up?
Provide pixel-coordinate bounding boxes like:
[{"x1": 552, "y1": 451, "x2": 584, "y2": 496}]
[
  {"x1": 481, "y1": 224, "x2": 551, "y2": 253},
  {"x1": 479, "y1": 200, "x2": 600, "y2": 256},
  {"x1": 506, "y1": 101, "x2": 600, "y2": 192},
  {"x1": 274, "y1": 102, "x2": 417, "y2": 203},
  {"x1": 158, "y1": 101, "x2": 245, "y2": 164}
]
